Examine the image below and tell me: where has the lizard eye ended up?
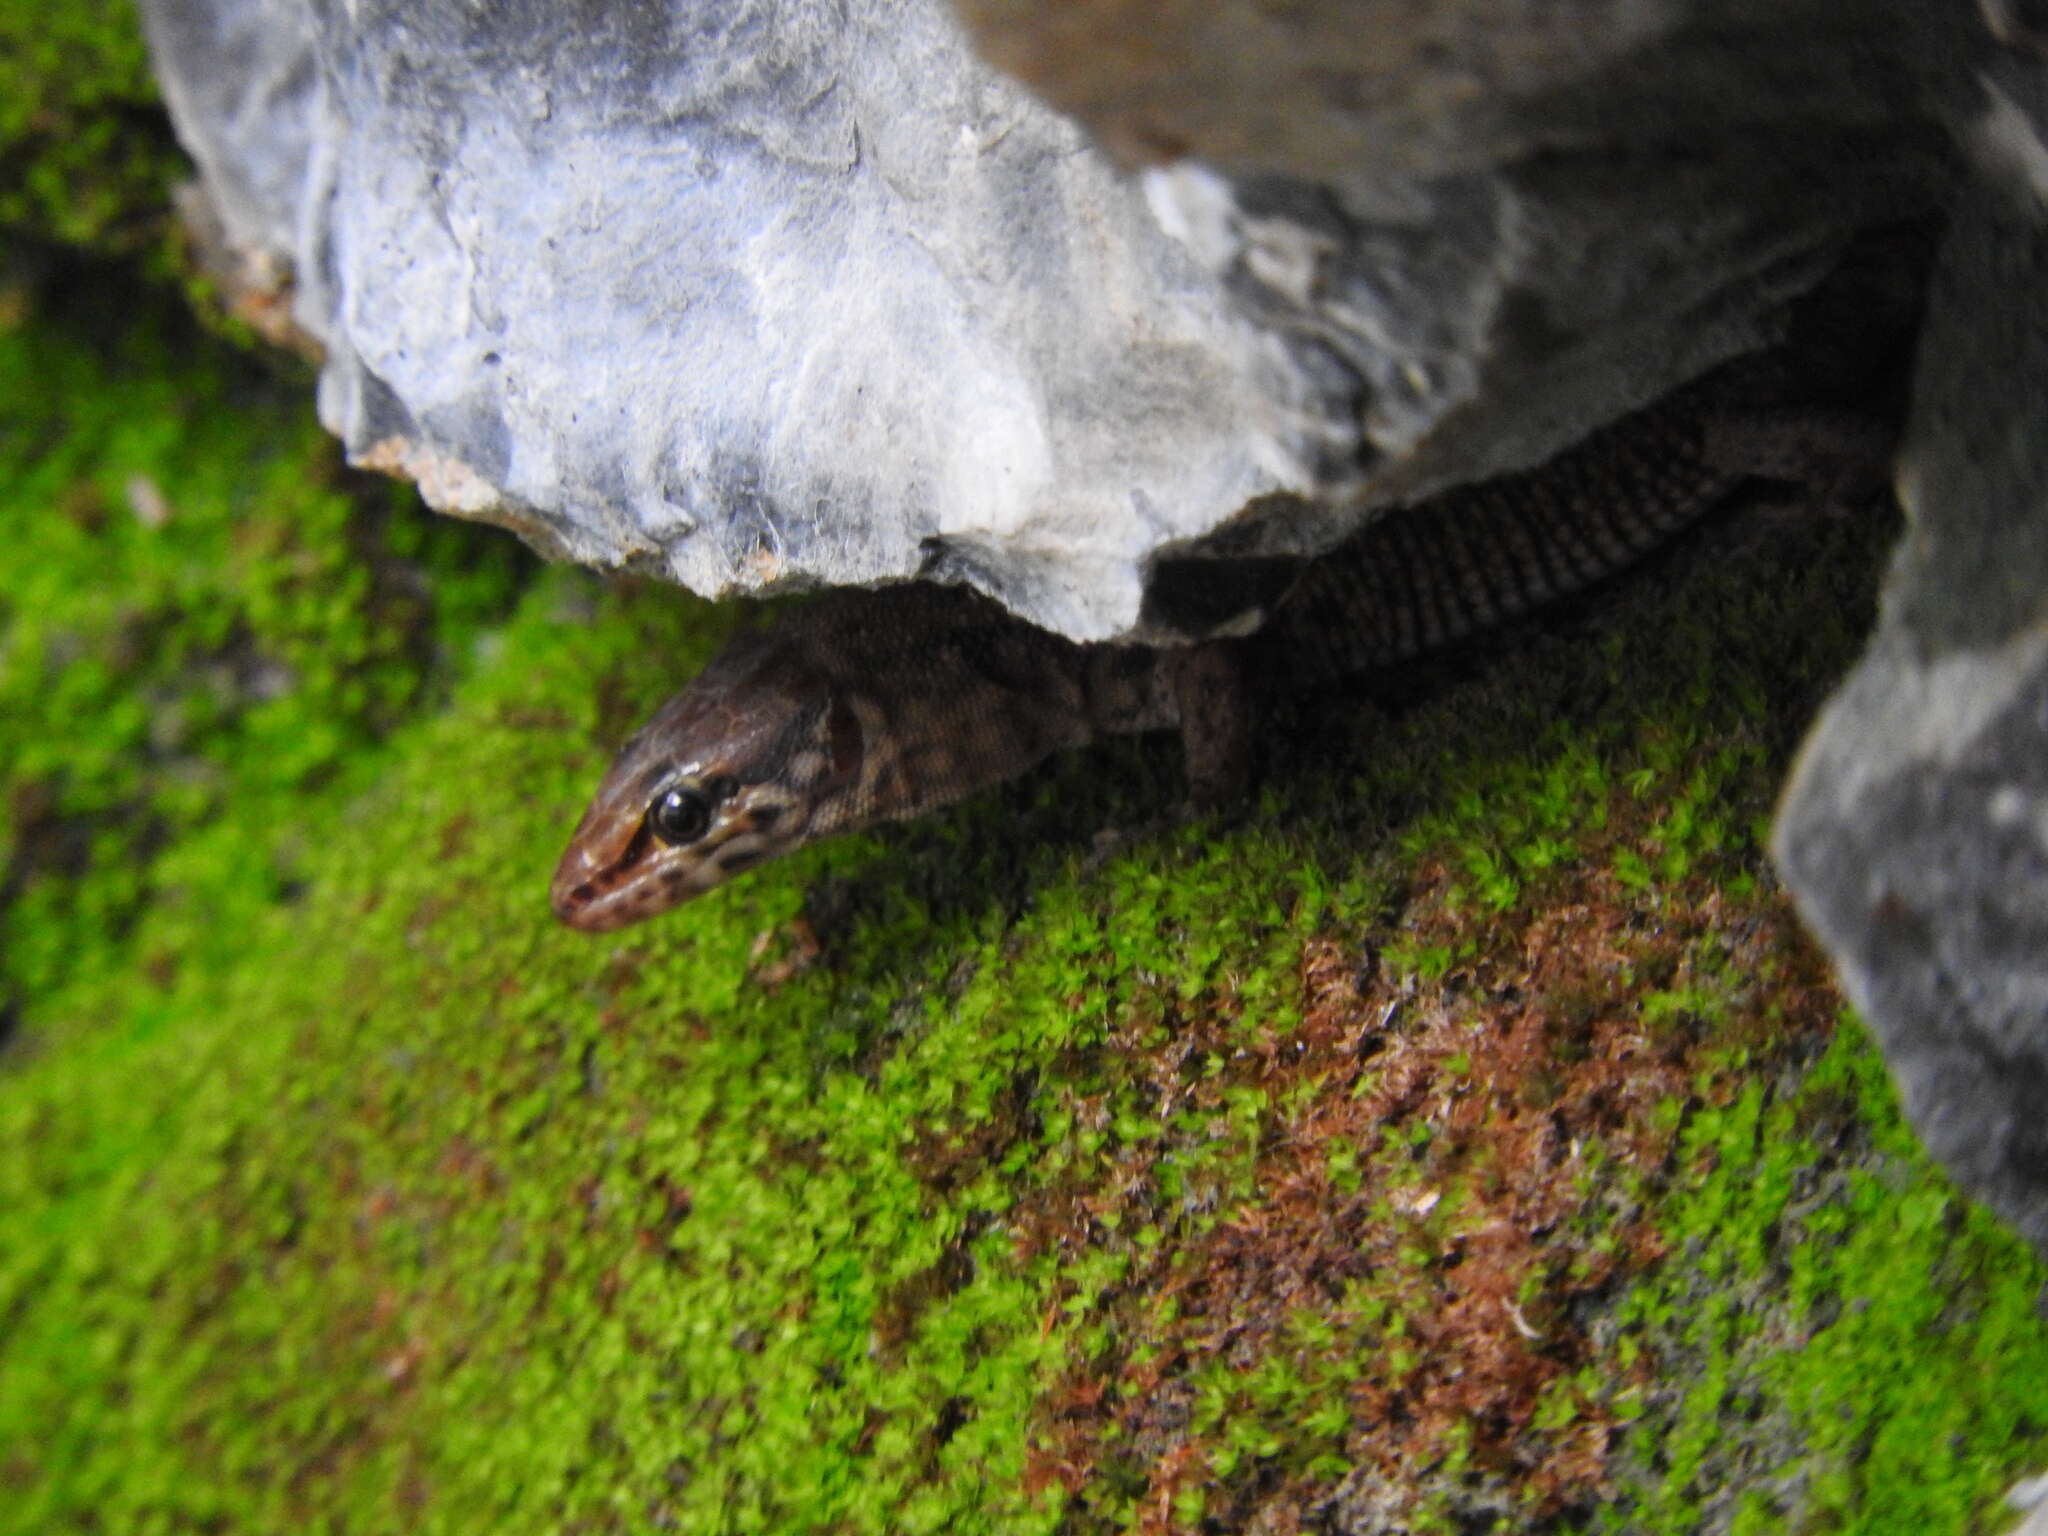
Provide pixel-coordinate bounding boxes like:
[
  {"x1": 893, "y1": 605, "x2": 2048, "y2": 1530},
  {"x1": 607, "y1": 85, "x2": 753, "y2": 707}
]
[{"x1": 649, "y1": 786, "x2": 713, "y2": 845}]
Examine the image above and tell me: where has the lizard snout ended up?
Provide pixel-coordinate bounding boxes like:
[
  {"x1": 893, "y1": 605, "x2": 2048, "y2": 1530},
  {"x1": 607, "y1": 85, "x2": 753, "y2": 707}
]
[
  {"x1": 549, "y1": 842, "x2": 614, "y2": 931},
  {"x1": 548, "y1": 806, "x2": 659, "y2": 932}
]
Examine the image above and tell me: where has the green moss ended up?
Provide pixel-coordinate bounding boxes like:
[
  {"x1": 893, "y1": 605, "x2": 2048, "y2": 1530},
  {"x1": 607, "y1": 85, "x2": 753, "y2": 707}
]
[
  {"x1": 0, "y1": 255, "x2": 531, "y2": 1007},
  {"x1": 9, "y1": 440, "x2": 2047, "y2": 1534},
  {"x1": 1600, "y1": 1028, "x2": 2048, "y2": 1536},
  {"x1": 0, "y1": 5, "x2": 183, "y2": 252}
]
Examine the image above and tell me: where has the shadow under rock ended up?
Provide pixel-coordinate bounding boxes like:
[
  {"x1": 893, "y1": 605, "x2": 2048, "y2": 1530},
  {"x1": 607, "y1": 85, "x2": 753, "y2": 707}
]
[{"x1": 796, "y1": 467, "x2": 1902, "y2": 1003}]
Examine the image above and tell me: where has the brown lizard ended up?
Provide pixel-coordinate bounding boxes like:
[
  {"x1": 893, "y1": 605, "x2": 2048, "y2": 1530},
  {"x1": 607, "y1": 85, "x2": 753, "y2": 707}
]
[{"x1": 549, "y1": 345, "x2": 1892, "y2": 934}]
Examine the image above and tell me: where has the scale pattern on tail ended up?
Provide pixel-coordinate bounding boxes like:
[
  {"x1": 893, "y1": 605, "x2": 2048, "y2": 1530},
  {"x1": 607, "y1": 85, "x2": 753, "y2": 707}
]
[{"x1": 1265, "y1": 360, "x2": 1813, "y2": 685}]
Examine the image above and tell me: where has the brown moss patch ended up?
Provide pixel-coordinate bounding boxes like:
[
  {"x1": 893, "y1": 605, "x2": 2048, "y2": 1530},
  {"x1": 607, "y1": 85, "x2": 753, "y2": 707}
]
[{"x1": 1017, "y1": 847, "x2": 1841, "y2": 1533}]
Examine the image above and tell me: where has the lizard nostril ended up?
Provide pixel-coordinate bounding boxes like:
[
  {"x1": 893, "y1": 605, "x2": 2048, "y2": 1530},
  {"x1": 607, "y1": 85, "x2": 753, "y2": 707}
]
[{"x1": 551, "y1": 878, "x2": 598, "y2": 923}]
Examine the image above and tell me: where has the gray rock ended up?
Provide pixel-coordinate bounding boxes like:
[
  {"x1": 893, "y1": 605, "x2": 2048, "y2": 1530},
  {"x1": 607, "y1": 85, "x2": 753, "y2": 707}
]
[
  {"x1": 146, "y1": 0, "x2": 1287, "y2": 638},
  {"x1": 1775, "y1": 66, "x2": 2048, "y2": 1258},
  {"x1": 141, "y1": 0, "x2": 1963, "y2": 641},
  {"x1": 146, "y1": 0, "x2": 319, "y2": 266}
]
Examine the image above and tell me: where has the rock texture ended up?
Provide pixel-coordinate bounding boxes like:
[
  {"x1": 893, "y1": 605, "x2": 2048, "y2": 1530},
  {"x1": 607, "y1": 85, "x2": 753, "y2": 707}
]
[
  {"x1": 143, "y1": 0, "x2": 1963, "y2": 641},
  {"x1": 144, "y1": 0, "x2": 1281, "y2": 639},
  {"x1": 1776, "y1": 60, "x2": 2048, "y2": 1259}
]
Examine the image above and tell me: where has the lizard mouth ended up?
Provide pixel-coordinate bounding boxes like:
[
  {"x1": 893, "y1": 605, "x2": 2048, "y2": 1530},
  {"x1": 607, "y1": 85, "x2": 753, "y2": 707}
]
[
  {"x1": 549, "y1": 820, "x2": 673, "y2": 932},
  {"x1": 551, "y1": 859, "x2": 707, "y2": 932},
  {"x1": 549, "y1": 861, "x2": 645, "y2": 933}
]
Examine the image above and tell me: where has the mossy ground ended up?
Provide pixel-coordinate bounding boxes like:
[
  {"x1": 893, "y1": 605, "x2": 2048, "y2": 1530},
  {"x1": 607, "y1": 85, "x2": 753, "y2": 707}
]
[{"x1": 6, "y1": 19, "x2": 2048, "y2": 1531}]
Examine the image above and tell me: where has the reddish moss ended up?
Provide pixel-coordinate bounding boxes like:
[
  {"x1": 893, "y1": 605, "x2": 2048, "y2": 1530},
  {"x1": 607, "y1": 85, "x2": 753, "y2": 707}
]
[{"x1": 1017, "y1": 831, "x2": 1841, "y2": 1532}]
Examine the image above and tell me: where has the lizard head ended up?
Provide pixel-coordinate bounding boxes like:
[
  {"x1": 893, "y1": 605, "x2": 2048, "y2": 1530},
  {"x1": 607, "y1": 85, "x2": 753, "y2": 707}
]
[{"x1": 550, "y1": 628, "x2": 865, "y2": 932}]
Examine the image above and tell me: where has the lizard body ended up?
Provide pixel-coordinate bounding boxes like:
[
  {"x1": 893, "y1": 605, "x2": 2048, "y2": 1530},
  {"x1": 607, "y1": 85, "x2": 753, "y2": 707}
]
[{"x1": 550, "y1": 348, "x2": 1891, "y2": 933}]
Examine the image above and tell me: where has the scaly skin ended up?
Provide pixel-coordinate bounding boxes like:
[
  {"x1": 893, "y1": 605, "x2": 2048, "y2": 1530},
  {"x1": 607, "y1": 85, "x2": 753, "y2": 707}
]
[{"x1": 550, "y1": 354, "x2": 1891, "y2": 933}]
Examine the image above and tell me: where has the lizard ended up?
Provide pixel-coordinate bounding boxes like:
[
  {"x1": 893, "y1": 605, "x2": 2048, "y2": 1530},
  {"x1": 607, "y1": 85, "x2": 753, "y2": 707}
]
[{"x1": 549, "y1": 341, "x2": 1894, "y2": 934}]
